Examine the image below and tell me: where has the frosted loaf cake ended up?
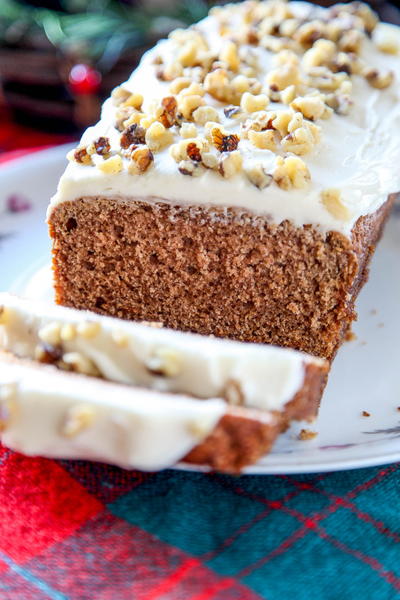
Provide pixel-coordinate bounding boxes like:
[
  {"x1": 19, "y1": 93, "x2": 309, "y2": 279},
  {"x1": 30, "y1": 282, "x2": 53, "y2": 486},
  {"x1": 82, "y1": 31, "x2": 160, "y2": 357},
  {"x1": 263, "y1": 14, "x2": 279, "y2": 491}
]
[{"x1": 48, "y1": 0, "x2": 400, "y2": 360}]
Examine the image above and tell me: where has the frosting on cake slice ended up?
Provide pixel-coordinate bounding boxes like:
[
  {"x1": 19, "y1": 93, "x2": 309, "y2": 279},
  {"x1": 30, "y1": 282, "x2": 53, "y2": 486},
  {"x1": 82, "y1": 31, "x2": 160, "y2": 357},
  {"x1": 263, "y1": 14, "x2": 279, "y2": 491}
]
[{"x1": 0, "y1": 293, "x2": 326, "y2": 413}]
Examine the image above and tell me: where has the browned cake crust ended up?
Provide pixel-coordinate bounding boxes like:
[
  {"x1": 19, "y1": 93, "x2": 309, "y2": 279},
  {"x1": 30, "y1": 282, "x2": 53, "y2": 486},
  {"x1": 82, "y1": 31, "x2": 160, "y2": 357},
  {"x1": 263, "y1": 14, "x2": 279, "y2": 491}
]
[
  {"x1": 48, "y1": 193, "x2": 395, "y2": 360},
  {"x1": 185, "y1": 362, "x2": 326, "y2": 472}
]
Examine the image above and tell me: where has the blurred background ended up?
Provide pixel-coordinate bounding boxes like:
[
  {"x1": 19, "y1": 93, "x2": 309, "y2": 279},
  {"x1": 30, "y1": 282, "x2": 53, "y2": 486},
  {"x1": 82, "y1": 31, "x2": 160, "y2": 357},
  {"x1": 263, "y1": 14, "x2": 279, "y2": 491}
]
[{"x1": 0, "y1": 0, "x2": 399, "y2": 152}]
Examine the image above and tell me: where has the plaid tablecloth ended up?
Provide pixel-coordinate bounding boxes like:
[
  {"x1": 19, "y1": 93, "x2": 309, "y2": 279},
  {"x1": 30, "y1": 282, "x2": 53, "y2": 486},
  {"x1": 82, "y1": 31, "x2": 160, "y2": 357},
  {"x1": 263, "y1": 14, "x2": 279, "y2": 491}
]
[{"x1": 0, "y1": 142, "x2": 399, "y2": 600}]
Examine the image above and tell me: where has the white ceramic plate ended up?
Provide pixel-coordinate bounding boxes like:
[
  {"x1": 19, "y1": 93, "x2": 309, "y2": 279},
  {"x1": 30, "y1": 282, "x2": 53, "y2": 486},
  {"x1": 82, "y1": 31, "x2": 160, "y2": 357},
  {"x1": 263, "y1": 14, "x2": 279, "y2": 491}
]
[{"x1": 1, "y1": 144, "x2": 399, "y2": 474}]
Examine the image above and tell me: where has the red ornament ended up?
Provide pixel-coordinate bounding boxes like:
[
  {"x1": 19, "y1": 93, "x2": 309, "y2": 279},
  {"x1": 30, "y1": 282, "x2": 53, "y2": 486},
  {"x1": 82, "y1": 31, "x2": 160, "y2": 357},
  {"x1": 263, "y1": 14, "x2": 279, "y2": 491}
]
[{"x1": 69, "y1": 64, "x2": 101, "y2": 95}]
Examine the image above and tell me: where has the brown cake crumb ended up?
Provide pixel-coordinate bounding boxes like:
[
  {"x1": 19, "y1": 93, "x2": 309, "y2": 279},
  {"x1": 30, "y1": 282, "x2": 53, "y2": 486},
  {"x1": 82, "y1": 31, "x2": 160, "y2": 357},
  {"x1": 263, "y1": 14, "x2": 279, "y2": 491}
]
[
  {"x1": 298, "y1": 428, "x2": 317, "y2": 441},
  {"x1": 362, "y1": 410, "x2": 371, "y2": 417}
]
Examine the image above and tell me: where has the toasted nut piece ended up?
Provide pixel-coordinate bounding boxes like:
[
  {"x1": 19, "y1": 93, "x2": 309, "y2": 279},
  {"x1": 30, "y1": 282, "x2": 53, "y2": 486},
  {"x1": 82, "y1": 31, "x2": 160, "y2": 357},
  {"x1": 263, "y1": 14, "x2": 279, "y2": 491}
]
[
  {"x1": 178, "y1": 160, "x2": 203, "y2": 177},
  {"x1": 170, "y1": 137, "x2": 208, "y2": 162},
  {"x1": 248, "y1": 129, "x2": 277, "y2": 151},
  {"x1": 120, "y1": 124, "x2": 146, "y2": 149},
  {"x1": 364, "y1": 68, "x2": 394, "y2": 89},
  {"x1": 140, "y1": 115, "x2": 157, "y2": 129},
  {"x1": 266, "y1": 64, "x2": 299, "y2": 90},
  {"x1": 204, "y1": 69, "x2": 231, "y2": 102},
  {"x1": 157, "y1": 96, "x2": 178, "y2": 128},
  {"x1": 62, "y1": 352, "x2": 101, "y2": 376},
  {"x1": 338, "y1": 29, "x2": 364, "y2": 54},
  {"x1": 38, "y1": 322, "x2": 61, "y2": 346},
  {"x1": 35, "y1": 343, "x2": 62, "y2": 364},
  {"x1": 281, "y1": 127, "x2": 314, "y2": 155},
  {"x1": 273, "y1": 156, "x2": 310, "y2": 189},
  {"x1": 111, "y1": 86, "x2": 131, "y2": 106},
  {"x1": 245, "y1": 164, "x2": 273, "y2": 189},
  {"x1": 224, "y1": 105, "x2": 242, "y2": 119},
  {"x1": 90, "y1": 136, "x2": 111, "y2": 156},
  {"x1": 220, "y1": 40, "x2": 240, "y2": 71},
  {"x1": 178, "y1": 41, "x2": 198, "y2": 67},
  {"x1": 280, "y1": 85, "x2": 296, "y2": 105},
  {"x1": 145, "y1": 122, "x2": 174, "y2": 152},
  {"x1": 77, "y1": 321, "x2": 101, "y2": 339},
  {"x1": 218, "y1": 151, "x2": 243, "y2": 178},
  {"x1": 178, "y1": 82, "x2": 205, "y2": 97},
  {"x1": 160, "y1": 61, "x2": 184, "y2": 81},
  {"x1": 169, "y1": 77, "x2": 191, "y2": 94},
  {"x1": 193, "y1": 106, "x2": 220, "y2": 126},
  {"x1": 146, "y1": 347, "x2": 183, "y2": 377},
  {"x1": 121, "y1": 111, "x2": 144, "y2": 130},
  {"x1": 272, "y1": 111, "x2": 293, "y2": 136},
  {"x1": 222, "y1": 378, "x2": 245, "y2": 406},
  {"x1": 321, "y1": 188, "x2": 352, "y2": 221},
  {"x1": 61, "y1": 404, "x2": 95, "y2": 437},
  {"x1": 231, "y1": 74, "x2": 250, "y2": 95},
  {"x1": 290, "y1": 96, "x2": 326, "y2": 121},
  {"x1": 60, "y1": 324, "x2": 77, "y2": 342},
  {"x1": 121, "y1": 92, "x2": 144, "y2": 111},
  {"x1": 97, "y1": 155, "x2": 123, "y2": 174},
  {"x1": 240, "y1": 92, "x2": 269, "y2": 113},
  {"x1": 70, "y1": 147, "x2": 92, "y2": 165},
  {"x1": 302, "y1": 39, "x2": 336, "y2": 69},
  {"x1": 180, "y1": 123, "x2": 198, "y2": 138},
  {"x1": 201, "y1": 152, "x2": 218, "y2": 169},
  {"x1": 211, "y1": 127, "x2": 240, "y2": 152},
  {"x1": 178, "y1": 95, "x2": 205, "y2": 120},
  {"x1": 373, "y1": 24, "x2": 400, "y2": 55},
  {"x1": 128, "y1": 147, "x2": 154, "y2": 174}
]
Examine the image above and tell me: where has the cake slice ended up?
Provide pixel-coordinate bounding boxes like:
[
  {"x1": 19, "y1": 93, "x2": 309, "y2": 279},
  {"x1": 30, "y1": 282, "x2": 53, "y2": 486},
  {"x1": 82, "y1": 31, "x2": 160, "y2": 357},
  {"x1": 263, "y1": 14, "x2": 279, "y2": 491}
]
[
  {"x1": 0, "y1": 353, "x2": 281, "y2": 472},
  {"x1": 48, "y1": 1, "x2": 400, "y2": 360},
  {"x1": 0, "y1": 293, "x2": 327, "y2": 419},
  {"x1": 0, "y1": 293, "x2": 328, "y2": 472}
]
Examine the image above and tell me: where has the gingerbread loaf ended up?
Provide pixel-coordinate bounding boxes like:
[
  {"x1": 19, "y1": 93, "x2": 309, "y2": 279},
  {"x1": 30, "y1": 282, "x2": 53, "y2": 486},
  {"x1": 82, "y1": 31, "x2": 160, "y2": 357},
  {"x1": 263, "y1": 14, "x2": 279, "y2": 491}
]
[{"x1": 48, "y1": 1, "x2": 400, "y2": 360}]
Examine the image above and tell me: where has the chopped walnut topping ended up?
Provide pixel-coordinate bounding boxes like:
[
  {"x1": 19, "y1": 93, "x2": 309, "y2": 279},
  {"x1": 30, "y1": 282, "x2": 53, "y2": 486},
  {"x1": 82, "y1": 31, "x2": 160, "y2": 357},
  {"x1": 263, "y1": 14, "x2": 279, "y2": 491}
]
[
  {"x1": 146, "y1": 347, "x2": 183, "y2": 377},
  {"x1": 266, "y1": 63, "x2": 299, "y2": 90},
  {"x1": 218, "y1": 151, "x2": 243, "y2": 178},
  {"x1": 61, "y1": 405, "x2": 96, "y2": 438},
  {"x1": 120, "y1": 124, "x2": 146, "y2": 149},
  {"x1": 273, "y1": 156, "x2": 311, "y2": 189},
  {"x1": 248, "y1": 129, "x2": 277, "y2": 151},
  {"x1": 240, "y1": 92, "x2": 269, "y2": 113},
  {"x1": 128, "y1": 146, "x2": 154, "y2": 174},
  {"x1": 290, "y1": 96, "x2": 326, "y2": 121},
  {"x1": 77, "y1": 321, "x2": 101, "y2": 339},
  {"x1": 321, "y1": 188, "x2": 352, "y2": 221},
  {"x1": 60, "y1": 324, "x2": 77, "y2": 342},
  {"x1": 62, "y1": 352, "x2": 101, "y2": 377},
  {"x1": 373, "y1": 24, "x2": 400, "y2": 55},
  {"x1": 298, "y1": 428, "x2": 317, "y2": 441},
  {"x1": 178, "y1": 94, "x2": 206, "y2": 120},
  {"x1": 157, "y1": 96, "x2": 178, "y2": 128},
  {"x1": 201, "y1": 152, "x2": 218, "y2": 169},
  {"x1": 92, "y1": 136, "x2": 111, "y2": 156},
  {"x1": 180, "y1": 123, "x2": 198, "y2": 139},
  {"x1": 224, "y1": 105, "x2": 242, "y2": 119},
  {"x1": 245, "y1": 163, "x2": 273, "y2": 190},
  {"x1": 71, "y1": 147, "x2": 91, "y2": 165},
  {"x1": 211, "y1": 127, "x2": 240, "y2": 152},
  {"x1": 178, "y1": 159, "x2": 204, "y2": 177},
  {"x1": 193, "y1": 106, "x2": 220, "y2": 126},
  {"x1": 111, "y1": 86, "x2": 132, "y2": 106},
  {"x1": 97, "y1": 155, "x2": 123, "y2": 175},
  {"x1": 364, "y1": 67, "x2": 394, "y2": 89},
  {"x1": 0, "y1": 305, "x2": 8, "y2": 325},
  {"x1": 170, "y1": 137, "x2": 209, "y2": 163},
  {"x1": 186, "y1": 142, "x2": 202, "y2": 162},
  {"x1": 220, "y1": 40, "x2": 240, "y2": 71},
  {"x1": 38, "y1": 322, "x2": 62, "y2": 346},
  {"x1": 145, "y1": 122, "x2": 174, "y2": 152},
  {"x1": 169, "y1": 77, "x2": 191, "y2": 94},
  {"x1": 35, "y1": 343, "x2": 63, "y2": 365}
]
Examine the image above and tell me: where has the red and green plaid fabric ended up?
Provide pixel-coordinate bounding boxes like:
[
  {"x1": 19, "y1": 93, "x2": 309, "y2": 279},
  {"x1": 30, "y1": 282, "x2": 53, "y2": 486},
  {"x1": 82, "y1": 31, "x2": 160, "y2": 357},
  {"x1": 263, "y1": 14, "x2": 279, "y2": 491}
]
[
  {"x1": 1, "y1": 138, "x2": 399, "y2": 600},
  {"x1": 0, "y1": 445, "x2": 399, "y2": 600}
]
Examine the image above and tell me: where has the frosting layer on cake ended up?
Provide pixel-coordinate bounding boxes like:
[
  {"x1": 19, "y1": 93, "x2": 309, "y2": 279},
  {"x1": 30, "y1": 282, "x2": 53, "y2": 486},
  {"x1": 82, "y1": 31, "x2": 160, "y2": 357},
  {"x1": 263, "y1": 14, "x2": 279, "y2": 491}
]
[{"x1": 50, "y1": 1, "x2": 400, "y2": 237}]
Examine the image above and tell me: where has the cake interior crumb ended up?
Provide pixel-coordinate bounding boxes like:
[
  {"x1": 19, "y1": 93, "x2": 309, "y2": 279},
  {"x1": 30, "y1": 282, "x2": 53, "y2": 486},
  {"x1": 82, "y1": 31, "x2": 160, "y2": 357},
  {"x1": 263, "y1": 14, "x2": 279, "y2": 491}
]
[{"x1": 298, "y1": 429, "x2": 318, "y2": 441}]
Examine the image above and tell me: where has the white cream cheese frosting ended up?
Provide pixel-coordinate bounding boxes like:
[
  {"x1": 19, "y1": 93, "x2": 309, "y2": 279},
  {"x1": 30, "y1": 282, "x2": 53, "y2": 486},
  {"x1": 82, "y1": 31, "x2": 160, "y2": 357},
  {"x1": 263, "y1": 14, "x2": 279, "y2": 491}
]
[
  {"x1": 0, "y1": 293, "x2": 324, "y2": 412},
  {"x1": 0, "y1": 358, "x2": 228, "y2": 470},
  {"x1": 49, "y1": 2, "x2": 400, "y2": 238}
]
